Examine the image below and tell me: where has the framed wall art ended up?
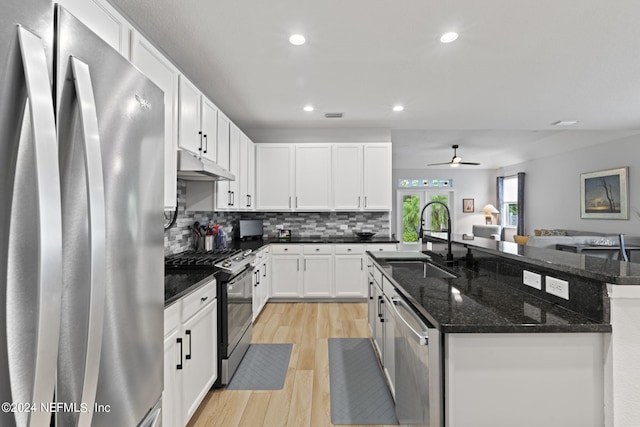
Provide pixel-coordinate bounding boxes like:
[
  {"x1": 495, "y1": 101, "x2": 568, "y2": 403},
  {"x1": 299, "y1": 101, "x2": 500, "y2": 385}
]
[
  {"x1": 463, "y1": 198, "x2": 475, "y2": 213},
  {"x1": 580, "y1": 167, "x2": 629, "y2": 219}
]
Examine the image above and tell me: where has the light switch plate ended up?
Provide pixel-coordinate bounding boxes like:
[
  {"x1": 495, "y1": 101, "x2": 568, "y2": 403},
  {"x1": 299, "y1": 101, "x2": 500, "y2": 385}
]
[
  {"x1": 523, "y1": 270, "x2": 542, "y2": 290},
  {"x1": 546, "y1": 276, "x2": 569, "y2": 300}
]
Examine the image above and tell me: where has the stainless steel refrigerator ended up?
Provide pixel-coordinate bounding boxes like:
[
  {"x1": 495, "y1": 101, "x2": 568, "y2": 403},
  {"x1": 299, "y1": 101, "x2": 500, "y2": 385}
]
[{"x1": 1, "y1": 2, "x2": 164, "y2": 426}]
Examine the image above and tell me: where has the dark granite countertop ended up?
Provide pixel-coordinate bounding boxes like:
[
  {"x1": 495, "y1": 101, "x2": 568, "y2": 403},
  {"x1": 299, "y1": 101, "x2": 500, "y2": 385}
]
[
  {"x1": 164, "y1": 269, "x2": 216, "y2": 307},
  {"x1": 370, "y1": 252, "x2": 612, "y2": 334},
  {"x1": 425, "y1": 233, "x2": 640, "y2": 285},
  {"x1": 227, "y1": 235, "x2": 398, "y2": 251}
]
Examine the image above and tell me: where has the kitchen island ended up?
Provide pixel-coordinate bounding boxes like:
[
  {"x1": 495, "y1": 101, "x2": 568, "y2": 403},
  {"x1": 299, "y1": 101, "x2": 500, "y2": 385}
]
[{"x1": 370, "y1": 234, "x2": 640, "y2": 427}]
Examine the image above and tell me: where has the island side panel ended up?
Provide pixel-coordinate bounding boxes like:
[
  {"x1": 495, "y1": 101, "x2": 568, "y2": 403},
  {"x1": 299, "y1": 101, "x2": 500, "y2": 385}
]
[
  {"x1": 445, "y1": 333, "x2": 605, "y2": 427},
  {"x1": 605, "y1": 284, "x2": 640, "y2": 427}
]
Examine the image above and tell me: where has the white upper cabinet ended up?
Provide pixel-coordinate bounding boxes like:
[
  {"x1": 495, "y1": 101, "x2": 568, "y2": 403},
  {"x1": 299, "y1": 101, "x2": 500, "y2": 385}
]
[
  {"x1": 130, "y1": 32, "x2": 179, "y2": 209},
  {"x1": 255, "y1": 142, "x2": 391, "y2": 212},
  {"x1": 216, "y1": 112, "x2": 230, "y2": 170},
  {"x1": 363, "y1": 143, "x2": 392, "y2": 210},
  {"x1": 333, "y1": 144, "x2": 363, "y2": 210},
  {"x1": 200, "y1": 97, "x2": 218, "y2": 164},
  {"x1": 239, "y1": 134, "x2": 256, "y2": 210},
  {"x1": 256, "y1": 144, "x2": 295, "y2": 210},
  {"x1": 228, "y1": 124, "x2": 241, "y2": 208},
  {"x1": 295, "y1": 144, "x2": 332, "y2": 210},
  {"x1": 246, "y1": 139, "x2": 256, "y2": 209},
  {"x1": 178, "y1": 76, "x2": 202, "y2": 156},
  {"x1": 58, "y1": 0, "x2": 131, "y2": 56}
]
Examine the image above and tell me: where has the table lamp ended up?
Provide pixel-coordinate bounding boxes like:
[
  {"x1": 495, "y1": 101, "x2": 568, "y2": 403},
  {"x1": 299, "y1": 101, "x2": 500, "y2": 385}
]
[{"x1": 481, "y1": 204, "x2": 499, "y2": 224}]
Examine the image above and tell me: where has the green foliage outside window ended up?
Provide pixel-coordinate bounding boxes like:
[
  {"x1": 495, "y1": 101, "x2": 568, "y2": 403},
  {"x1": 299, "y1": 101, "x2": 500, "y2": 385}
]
[
  {"x1": 430, "y1": 195, "x2": 449, "y2": 231},
  {"x1": 402, "y1": 196, "x2": 420, "y2": 242}
]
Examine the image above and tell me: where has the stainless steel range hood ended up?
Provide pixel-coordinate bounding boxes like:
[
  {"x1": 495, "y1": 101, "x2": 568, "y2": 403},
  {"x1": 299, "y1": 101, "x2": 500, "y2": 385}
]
[{"x1": 177, "y1": 150, "x2": 235, "y2": 181}]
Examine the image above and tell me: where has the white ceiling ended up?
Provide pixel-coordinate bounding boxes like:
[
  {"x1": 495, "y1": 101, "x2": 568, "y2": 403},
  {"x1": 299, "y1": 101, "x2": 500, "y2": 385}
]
[{"x1": 108, "y1": 0, "x2": 640, "y2": 168}]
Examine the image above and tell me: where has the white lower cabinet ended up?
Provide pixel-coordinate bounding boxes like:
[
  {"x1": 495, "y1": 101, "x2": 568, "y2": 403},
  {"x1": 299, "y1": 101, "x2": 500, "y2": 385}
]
[
  {"x1": 163, "y1": 280, "x2": 217, "y2": 427},
  {"x1": 303, "y1": 255, "x2": 333, "y2": 297},
  {"x1": 270, "y1": 243, "x2": 395, "y2": 299},
  {"x1": 270, "y1": 254, "x2": 302, "y2": 297},
  {"x1": 252, "y1": 253, "x2": 270, "y2": 320}
]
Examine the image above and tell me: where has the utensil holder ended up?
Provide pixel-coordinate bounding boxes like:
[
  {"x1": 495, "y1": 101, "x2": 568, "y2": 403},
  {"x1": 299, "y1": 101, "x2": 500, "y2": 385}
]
[{"x1": 193, "y1": 236, "x2": 205, "y2": 250}]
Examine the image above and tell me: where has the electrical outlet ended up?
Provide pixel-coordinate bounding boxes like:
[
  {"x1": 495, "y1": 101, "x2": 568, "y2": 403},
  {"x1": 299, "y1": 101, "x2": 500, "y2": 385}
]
[
  {"x1": 340, "y1": 224, "x2": 348, "y2": 230},
  {"x1": 523, "y1": 270, "x2": 542, "y2": 290},
  {"x1": 426, "y1": 241, "x2": 433, "y2": 251},
  {"x1": 546, "y1": 276, "x2": 569, "y2": 300}
]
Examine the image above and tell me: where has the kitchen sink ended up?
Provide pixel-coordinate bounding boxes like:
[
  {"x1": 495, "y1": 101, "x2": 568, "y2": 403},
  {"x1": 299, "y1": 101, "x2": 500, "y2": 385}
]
[{"x1": 386, "y1": 260, "x2": 457, "y2": 279}]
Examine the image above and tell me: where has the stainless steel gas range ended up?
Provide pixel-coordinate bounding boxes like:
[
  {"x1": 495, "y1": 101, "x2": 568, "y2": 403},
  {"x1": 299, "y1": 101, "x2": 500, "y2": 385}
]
[{"x1": 165, "y1": 248, "x2": 255, "y2": 387}]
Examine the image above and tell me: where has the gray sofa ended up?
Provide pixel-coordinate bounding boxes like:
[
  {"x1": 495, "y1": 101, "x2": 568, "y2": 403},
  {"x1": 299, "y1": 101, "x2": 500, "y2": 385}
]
[{"x1": 526, "y1": 229, "x2": 614, "y2": 249}]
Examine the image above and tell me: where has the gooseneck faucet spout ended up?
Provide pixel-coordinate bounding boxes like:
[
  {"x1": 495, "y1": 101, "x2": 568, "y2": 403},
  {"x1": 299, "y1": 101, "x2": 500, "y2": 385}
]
[{"x1": 418, "y1": 201, "x2": 454, "y2": 262}]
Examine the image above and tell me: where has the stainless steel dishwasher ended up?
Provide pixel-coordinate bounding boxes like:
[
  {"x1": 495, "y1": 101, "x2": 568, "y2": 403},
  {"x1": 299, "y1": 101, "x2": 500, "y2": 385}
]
[{"x1": 392, "y1": 296, "x2": 442, "y2": 427}]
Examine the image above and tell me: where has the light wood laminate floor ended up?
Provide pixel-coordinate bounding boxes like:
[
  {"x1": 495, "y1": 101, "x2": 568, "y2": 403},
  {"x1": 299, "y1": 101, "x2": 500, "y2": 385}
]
[{"x1": 187, "y1": 302, "x2": 395, "y2": 427}]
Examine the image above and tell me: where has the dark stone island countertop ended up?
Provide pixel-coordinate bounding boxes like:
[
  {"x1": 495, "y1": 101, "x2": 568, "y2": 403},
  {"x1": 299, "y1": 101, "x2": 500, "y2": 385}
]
[
  {"x1": 428, "y1": 233, "x2": 640, "y2": 285},
  {"x1": 370, "y1": 250, "x2": 612, "y2": 334}
]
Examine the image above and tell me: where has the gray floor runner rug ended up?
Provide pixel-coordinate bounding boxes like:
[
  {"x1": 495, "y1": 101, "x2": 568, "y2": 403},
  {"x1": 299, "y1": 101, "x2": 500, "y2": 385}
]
[
  {"x1": 226, "y1": 343, "x2": 292, "y2": 390},
  {"x1": 328, "y1": 338, "x2": 399, "y2": 425}
]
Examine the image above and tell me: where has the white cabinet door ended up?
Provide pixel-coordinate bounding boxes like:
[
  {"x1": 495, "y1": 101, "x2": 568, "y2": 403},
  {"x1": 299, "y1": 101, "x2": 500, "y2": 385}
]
[
  {"x1": 271, "y1": 256, "x2": 302, "y2": 297},
  {"x1": 247, "y1": 139, "x2": 256, "y2": 210},
  {"x1": 303, "y1": 255, "x2": 333, "y2": 297},
  {"x1": 334, "y1": 255, "x2": 366, "y2": 298},
  {"x1": 333, "y1": 144, "x2": 363, "y2": 210},
  {"x1": 239, "y1": 133, "x2": 249, "y2": 210},
  {"x1": 295, "y1": 144, "x2": 332, "y2": 210},
  {"x1": 252, "y1": 259, "x2": 270, "y2": 320},
  {"x1": 227, "y1": 124, "x2": 241, "y2": 209},
  {"x1": 178, "y1": 76, "x2": 202, "y2": 156},
  {"x1": 216, "y1": 112, "x2": 230, "y2": 170},
  {"x1": 181, "y1": 299, "x2": 217, "y2": 424},
  {"x1": 200, "y1": 97, "x2": 218, "y2": 164},
  {"x1": 58, "y1": 0, "x2": 131, "y2": 56},
  {"x1": 372, "y1": 281, "x2": 385, "y2": 362},
  {"x1": 215, "y1": 112, "x2": 231, "y2": 210},
  {"x1": 363, "y1": 143, "x2": 392, "y2": 210},
  {"x1": 256, "y1": 144, "x2": 295, "y2": 210},
  {"x1": 163, "y1": 328, "x2": 182, "y2": 427},
  {"x1": 382, "y1": 291, "x2": 395, "y2": 397},
  {"x1": 130, "y1": 32, "x2": 179, "y2": 209}
]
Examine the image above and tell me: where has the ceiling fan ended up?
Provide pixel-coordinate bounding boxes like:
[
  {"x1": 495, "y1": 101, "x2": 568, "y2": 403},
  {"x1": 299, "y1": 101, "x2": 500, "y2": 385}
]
[{"x1": 427, "y1": 144, "x2": 480, "y2": 167}]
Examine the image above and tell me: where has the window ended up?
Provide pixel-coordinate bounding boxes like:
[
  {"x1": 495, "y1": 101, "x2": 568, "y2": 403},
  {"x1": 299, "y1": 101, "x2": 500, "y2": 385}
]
[
  {"x1": 396, "y1": 190, "x2": 453, "y2": 250},
  {"x1": 502, "y1": 176, "x2": 518, "y2": 228},
  {"x1": 402, "y1": 195, "x2": 420, "y2": 243}
]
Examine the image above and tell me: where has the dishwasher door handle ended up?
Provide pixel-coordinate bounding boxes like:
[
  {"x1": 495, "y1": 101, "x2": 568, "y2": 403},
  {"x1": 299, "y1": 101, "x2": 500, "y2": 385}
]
[{"x1": 391, "y1": 297, "x2": 429, "y2": 345}]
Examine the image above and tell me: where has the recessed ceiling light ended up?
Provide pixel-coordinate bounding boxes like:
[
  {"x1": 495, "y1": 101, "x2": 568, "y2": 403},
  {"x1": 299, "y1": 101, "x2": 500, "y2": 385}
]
[
  {"x1": 303, "y1": 105, "x2": 314, "y2": 112},
  {"x1": 289, "y1": 34, "x2": 306, "y2": 46},
  {"x1": 392, "y1": 105, "x2": 404, "y2": 112},
  {"x1": 439, "y1": 32, "x2": 459, "y2": 43},
  {"x1": 551, "y1": 120, "x2": 578, "y2": 126}
]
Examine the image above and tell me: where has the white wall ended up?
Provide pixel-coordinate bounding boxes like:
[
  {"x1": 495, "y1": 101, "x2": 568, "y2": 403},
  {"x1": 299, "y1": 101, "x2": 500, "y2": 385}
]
[
  {"x1": 392, "y1": 168, "x2": 497, "y2": 236},
  {"x1": 499, "y1": 134, "x2": 640, "y2": 235}
]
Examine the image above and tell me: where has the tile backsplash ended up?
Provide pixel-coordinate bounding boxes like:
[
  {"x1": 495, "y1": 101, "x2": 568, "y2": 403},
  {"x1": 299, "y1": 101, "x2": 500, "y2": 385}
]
[{"x1": 164, "y1": 180, "x2": 391, "y2": 255}]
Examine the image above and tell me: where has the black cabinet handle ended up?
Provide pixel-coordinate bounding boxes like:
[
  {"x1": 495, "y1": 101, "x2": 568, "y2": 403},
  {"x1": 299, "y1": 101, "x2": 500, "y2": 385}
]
[
  {"x1": 263, "y1": 264, "x2": 267, "y2": 278},
  {"x1": 198, "y1": 131, "x2": 203, "y2": 151},
  {"x1": 228, "y1": 190, "x2": 232, "y2": 206},
  {"x1": 201, "y1": 296, "x2": 208, "y2": 302},
  {"x1": 203, "y1": 134, "x2": 208, "y2": 153},
  {"x1": 177, "y1": 338, "x2": 183, "y2": 370},
  {"x1": 185, "y1": 330, "x2": 192, "y2": 360}
]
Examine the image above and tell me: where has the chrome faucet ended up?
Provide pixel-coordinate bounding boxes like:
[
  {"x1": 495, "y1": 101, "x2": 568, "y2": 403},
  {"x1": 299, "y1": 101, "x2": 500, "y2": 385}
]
[{"x1": 418, "y1": 201, "x2": 454, "y2": 262}]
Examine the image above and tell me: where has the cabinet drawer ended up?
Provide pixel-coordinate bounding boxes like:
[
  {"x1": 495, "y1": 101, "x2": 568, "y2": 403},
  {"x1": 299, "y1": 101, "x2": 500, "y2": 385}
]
[
  {"x1": 365, "y1": 244, "x2": 398, "y2": 252},
  {"x1": 164, "y1": 301, "x2": 181, "y2": 336},
  {"x1": 271, "y1": 245, "x2": 302, "y2": 255},
  {"x1": 335, "y1": 244, "x2": 365, "y2": 255},
  {"x1": 182, "y1": 280, "x2": 216, "y2": 321},
  {"x1": 303, "y1": 244, "x2": 334, "y2": 255}
]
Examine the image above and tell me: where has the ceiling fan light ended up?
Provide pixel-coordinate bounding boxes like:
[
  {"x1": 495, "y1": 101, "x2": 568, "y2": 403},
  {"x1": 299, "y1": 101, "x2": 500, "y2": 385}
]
[
  {"x1": 453, "y1": 156, "x2": 462, "y2": 163},
  {"x1": 450, "y1": 163, "x2": 460, "y2": 168}
]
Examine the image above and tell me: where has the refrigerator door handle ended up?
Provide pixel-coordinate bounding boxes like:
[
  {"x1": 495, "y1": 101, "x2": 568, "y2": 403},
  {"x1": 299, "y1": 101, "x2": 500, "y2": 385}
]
[
  {"x1": 7, "y1": 27, "x2": 62, "y2": 427},
  {"x1": 69, "y1": 57, "x2": 108, "y2": 426}
]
